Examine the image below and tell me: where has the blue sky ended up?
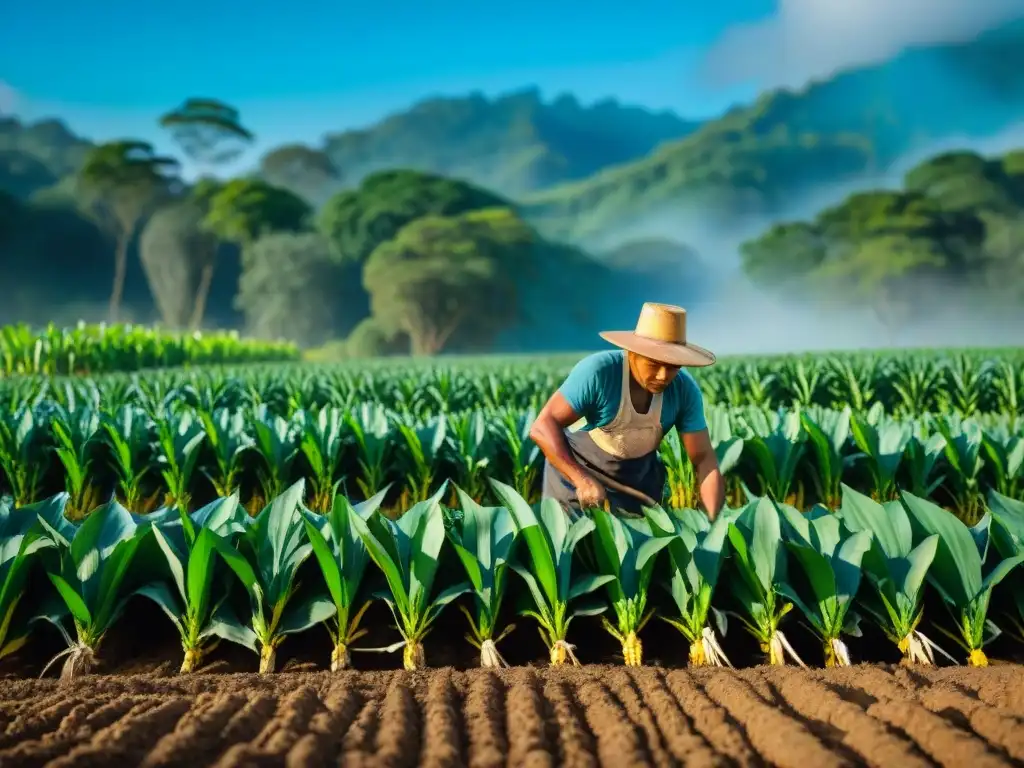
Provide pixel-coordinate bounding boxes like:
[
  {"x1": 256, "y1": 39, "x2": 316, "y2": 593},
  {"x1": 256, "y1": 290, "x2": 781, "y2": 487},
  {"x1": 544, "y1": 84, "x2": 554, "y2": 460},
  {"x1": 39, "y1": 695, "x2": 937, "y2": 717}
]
[{"x1": 2, "y1": 0, "x2": 1019, "y2": 176}]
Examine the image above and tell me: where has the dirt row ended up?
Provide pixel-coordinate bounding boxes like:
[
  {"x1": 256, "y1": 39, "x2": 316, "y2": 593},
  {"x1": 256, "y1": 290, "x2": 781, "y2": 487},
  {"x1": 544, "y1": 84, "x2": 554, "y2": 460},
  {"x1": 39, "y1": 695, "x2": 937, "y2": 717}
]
[{"x1": 1, "y1": 664, "x2": 1023, "y2": 767}]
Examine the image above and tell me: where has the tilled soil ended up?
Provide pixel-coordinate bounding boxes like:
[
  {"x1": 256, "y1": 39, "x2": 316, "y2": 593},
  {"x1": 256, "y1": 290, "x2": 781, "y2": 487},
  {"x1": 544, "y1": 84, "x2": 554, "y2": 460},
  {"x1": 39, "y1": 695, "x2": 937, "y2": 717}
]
[{"x1": 1, "y1": 664, "x2": 1023, "y2": 767}]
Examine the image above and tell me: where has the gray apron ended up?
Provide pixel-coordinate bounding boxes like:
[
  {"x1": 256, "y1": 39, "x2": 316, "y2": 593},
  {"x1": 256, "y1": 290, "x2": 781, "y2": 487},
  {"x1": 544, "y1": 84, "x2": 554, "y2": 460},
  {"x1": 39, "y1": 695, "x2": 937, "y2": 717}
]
[{"x1": 542, "y1": 356, "x2": 667, "y2": 515}]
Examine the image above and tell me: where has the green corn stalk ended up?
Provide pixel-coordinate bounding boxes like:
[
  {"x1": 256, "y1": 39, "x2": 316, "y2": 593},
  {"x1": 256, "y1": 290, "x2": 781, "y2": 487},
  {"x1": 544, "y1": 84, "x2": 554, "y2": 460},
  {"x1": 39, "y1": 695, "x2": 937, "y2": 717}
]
[
  {"x1": 645, "y1": 505, "x2": 732, "y2": 666},
  {"x1": 346, "y1": 403, "x2": 394, "y2": 501},
  {"x1": 447, "y1": 486, "x2": 518, "y2": 667},
  {"x1": 49, "y1": 406, "x2": 103, "y2": 519},
  {"x1": 138, "y1": 494, "x2": 256, "y2": 673},
  {"x1": 725, "y1": 498, "x2": 805, "y2": 666},
  {"x1": 936, "y1": 415, "x2": 986, "y2": 524},
  {"x1": 838, "y1": 484, "x2": 949, "y2": 664},
  {"x1": 0, "y1": 405, "x2": 49, "y2": 506},
  {"x1": 211, "y1": 480, "x2": 336, "y2": 673},
  {"x1": 0, "y1": 495, "x2": 66, "y2": 660},
  {"x1": 777, "y1": 503, "x2": 872, "y2": 666},
  {"x1": 800, "y1": 406, "x2": 859, "y2": 508},
  {"x1": 296, "y1": 406, "x2": 345, "y2": 513},
  {"x1": 153, "y1": 409, "x2": 206, "y2": 512},
  {"x1": 589, "y1": 509, "x2": 672, "y2": 666},
  {"x1": 302, "y1": 487, "x2": 389, "y2": 671},
  {"x1": 447, "y1": 410, "x2": 495, "y2": 503},
  {"x1": 849, "y1": 408, "x2": 911, "y2": 501},
  {"x1": 250, "y1": 405, "x2": 298, "y2": 507},
  {"x1": 981, "y1": 424, "x2": 1024, "y2": 500},
  {"x1": 986, "y1": 490, "x2": 1024, "y2": 641},
  {"x1": 660, "y1": 431, "x2": 697, "y2": 509},
  {"x1": 348, "y1": 483, "x2": 470, "y2": 670},
  {"x1": 35, "y1": 497, "x2": 150, "y2": 682},
  {"x1": 904, "y1": 430, "x2": 946, "y2": 499},
  {"x1": 199, "y1": 408, "x2": 254, "y2": 499},
  {"x1": 738, "y1": 409, "x2": 806, "y2": 506},
  {"x1": 901, "y1": 491, "x2": 1024, "y2": 667},
  {"x1": 707, "y1": 407, "x2": 745, "y2": 506},
  {"x1": 489, "y1": 479, "x2": 611, "y2": 666},
  {"x1": 493, "y1": 408, "x2": 542, "y2": 503},
  {"x1": 396, "y1": 416, "x2": 447, "y2": 508},
  {"x1": 100, "y1": 405, "x2": 158, "y2": 513}
]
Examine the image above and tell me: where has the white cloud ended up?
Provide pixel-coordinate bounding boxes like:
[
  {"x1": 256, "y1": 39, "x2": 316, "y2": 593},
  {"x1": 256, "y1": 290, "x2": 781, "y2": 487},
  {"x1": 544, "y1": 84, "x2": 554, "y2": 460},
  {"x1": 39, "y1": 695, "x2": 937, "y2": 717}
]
[
  {"x1": 0, "y1": 81, "x2": 19, "y2": 114},
  {"x1": 701, "y1": 0, "x2": 1024, "y2": 89}
]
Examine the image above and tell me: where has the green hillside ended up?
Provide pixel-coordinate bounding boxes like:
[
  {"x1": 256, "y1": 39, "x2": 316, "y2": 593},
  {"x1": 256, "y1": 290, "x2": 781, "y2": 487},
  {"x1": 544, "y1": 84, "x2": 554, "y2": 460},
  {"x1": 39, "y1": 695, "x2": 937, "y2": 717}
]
[{"x1": 522, "y1": 22, "x2": 1024, "y2": 244}]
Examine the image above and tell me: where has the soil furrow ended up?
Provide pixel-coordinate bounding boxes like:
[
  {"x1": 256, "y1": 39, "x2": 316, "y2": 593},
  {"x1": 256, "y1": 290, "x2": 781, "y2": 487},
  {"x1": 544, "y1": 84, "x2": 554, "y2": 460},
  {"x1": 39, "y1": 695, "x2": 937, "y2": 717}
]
[
  {"x1": 629, "y1": 670, "x2": 726, "y2": 768},
  {"x1": 764, "y1": 669, "x2": 931, "y2": 767},
  {"x1": 505, "y1": 669, "x2": 554, "y2": 768},
  {"x1": 463, "y1": 669, "x2": 506, "y2": 768},
  {"x1": 138, "y1": 692, "x2": 250, "y2": 768},
  {"x1": 0, "y1": 696, "x2": 92, "y2": 749},
  {"x1": 701, "y1": 672, "x2": 850, "y2": 767},
  {"x1": 867, "y1": 700, "x2": 1012, "y2": 768},
  {"x1": 371, "y1": 675, "x2": 420, "y2": 768},
  {"x1": 915, "y1": 687, "x2": 1024, "y2": 762},
  {"x1": 576, "y1": 678, "x2": 650, "y2": 768},
  {"x1": 284, "y1": 686, "x2": 363, "y2": 768},
  {"x1": 605, "y1": 669, "x2": 673, "y2": 768},
  {"x1": 541, "y1": 678, "x2": 597, "y2": 768},
  {"x1": 664, "y1": 671, "x2": 760, "y2": 765},
  {"x1": 414, "y1": 670, "x2": 461, "y2": 768},
  {"x1": 45, "y1": 697, "x2": 192, "y2": 768}
]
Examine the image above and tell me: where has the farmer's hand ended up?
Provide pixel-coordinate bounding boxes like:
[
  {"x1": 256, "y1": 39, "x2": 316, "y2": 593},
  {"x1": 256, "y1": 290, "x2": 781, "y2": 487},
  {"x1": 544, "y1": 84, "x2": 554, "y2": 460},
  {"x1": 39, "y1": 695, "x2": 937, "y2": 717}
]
[{"x1": 574, "y1": 472, "x2": 607, "y2": 509}]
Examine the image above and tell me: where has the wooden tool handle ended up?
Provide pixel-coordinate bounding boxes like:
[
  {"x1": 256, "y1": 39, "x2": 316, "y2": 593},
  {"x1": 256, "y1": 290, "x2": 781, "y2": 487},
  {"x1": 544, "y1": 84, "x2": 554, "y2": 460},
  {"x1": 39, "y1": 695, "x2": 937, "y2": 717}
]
[{"x1": 584, "y1": 466, "x2": 659, "y2": 509}]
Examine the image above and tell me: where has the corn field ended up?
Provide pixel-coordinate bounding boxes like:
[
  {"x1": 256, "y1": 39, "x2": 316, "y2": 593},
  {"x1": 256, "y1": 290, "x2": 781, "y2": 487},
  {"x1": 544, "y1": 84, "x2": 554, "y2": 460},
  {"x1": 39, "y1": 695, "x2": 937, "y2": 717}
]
[{"x1": 0, "y1": 322, "x2": 299, "y2": 375}]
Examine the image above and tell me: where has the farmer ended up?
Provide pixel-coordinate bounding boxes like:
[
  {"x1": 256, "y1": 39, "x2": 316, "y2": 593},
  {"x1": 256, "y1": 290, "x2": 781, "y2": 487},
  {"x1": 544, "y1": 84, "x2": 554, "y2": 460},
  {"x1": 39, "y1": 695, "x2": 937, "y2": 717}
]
[{"x1": 531, "y1": 303, "x2": 724, "y2": 519}]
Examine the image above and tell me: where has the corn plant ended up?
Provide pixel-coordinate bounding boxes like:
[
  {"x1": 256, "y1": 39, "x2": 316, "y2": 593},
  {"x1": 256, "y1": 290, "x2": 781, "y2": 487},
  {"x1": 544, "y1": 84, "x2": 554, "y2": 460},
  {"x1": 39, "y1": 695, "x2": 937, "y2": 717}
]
[
  {"x1": 849, "y1": 408, "x2": 911, "y2": 501},
  {"x1": 100, "y1": 405, "x2": 157, "y2": 512},
  {"x1": 36, "y1": 497, "x2": 150, "y2": 681},
  {"x1": 395, "y1": 417, "x2": 446, "y2": 507},
  {"x1": 981, "y1": 423, "x2": 1024, "y2": 500},
  {"x1": 153, "y1": 410, "x2": 206, "y2": 511},
  {"x1": 777, "y1": 503, "x2": 871, "y2": 666},
  {"x1": 447, "y1": 486, "x2": 517, "y2": 667},
  {"x1": 349, "y1": 483, "x2": 469, "y2": 669},
  {"x1": 737, "y1": 409, "x2": 805, "y2": 506},
  {"x1": 296, "y1": 406, "x2": 345, "y2": 513},
  {"x1": 447, "y1": 410, "x2": 495, "y2": 502},
  {"x1": 489, "y1": 479, "x2": 611, "y2": 666},
  {"x1": 301, "y1": 487, "x2": 388, "y2": 670},
  {"x1": 138, "y1": 494, "x2": 256, "y2": 673},
  {"x1": 199, "y1": 408, "x2": 253, "y2": 498},
  {"x1": 0, "y1": 405, "x2": 49, "y2": 506},
  {"x1": 250, "y1": 405, "x2": 298, "y2": 506},
  {"x1": 588, "y1": 509, "x2": 672, "y2": 666},
  {"x1": 725, "y1": 498, "x2": 805, "y2": 665},
  {"x1": 49, "y1": 406, "x2": 103, "y2": 519},
  {"x1": 0, "y1": 495, "x2": 65, "y2": 660},
  {"x1": 936, "y1": 416, "x2": 986, "y2": 524},
  {"x1": 987, "y1": 490, "x2": 1024, "y2": 641},
  {"x1": 346, "y1": 403, "x2": 393, "y2": 500},
  {"x1": 800, "y1": 406, "x2": 858, "y2": 508},
  {"x1": 901, "y1": 491, "x2": 1024, "y2": 666},
  {"x1": 211, "y1": 480, "x2": 335, "y2": 673},
  {"x1": 645, "y1": 505, "x2": 732, "y2": 666},
  {"x1": 838, "y1": 484, "x2": 949, "y2": 664}
]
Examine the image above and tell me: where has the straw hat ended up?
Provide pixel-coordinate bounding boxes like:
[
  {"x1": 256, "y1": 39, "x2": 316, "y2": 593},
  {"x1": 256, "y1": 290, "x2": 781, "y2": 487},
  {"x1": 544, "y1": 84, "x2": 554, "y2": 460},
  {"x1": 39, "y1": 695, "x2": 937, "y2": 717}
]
[{"x1": 599, "y1": 303, "x2": 716, "y2": 367}]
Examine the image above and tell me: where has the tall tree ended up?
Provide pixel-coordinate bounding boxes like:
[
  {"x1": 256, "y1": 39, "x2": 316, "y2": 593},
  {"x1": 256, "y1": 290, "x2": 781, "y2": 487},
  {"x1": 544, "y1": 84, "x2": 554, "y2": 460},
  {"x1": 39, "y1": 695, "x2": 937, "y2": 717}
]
[
  {"x1": 77, "y1": 140, "x2": 179, "y2": 321},
  {"x1": 362, "y1": 208, "x2": 534, "y2": 355},
  {"x1": 259, "y1": 144, "x2": 339, "y2": 205},
  {"x1": 158, "y1": 98, "x2": 254, "y2": 328},
  {"x1": 159, "y1": 98, "x2": 254, "y2": 167},
  {"x1": 139, "y1": 200, "x2": 217, "y2": 328}
]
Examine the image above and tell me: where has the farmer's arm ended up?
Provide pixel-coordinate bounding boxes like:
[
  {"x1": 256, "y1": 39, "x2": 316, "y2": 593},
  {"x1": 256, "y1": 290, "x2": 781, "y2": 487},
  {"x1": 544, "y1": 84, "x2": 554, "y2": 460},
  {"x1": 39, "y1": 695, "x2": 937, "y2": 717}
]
[
  {"x1": 677, "y1": 378, "x2": 725, "y2": 520},
  {"x1": 530, "y1": 354, "x2": 608, "y2": 490}
]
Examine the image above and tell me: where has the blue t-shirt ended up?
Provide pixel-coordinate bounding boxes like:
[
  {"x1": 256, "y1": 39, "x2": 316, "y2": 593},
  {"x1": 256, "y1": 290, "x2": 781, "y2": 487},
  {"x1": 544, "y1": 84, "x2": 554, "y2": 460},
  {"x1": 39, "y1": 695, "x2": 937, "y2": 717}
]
[{"x1": 558, "y1": 350, "x2": 707, "y2": 434}]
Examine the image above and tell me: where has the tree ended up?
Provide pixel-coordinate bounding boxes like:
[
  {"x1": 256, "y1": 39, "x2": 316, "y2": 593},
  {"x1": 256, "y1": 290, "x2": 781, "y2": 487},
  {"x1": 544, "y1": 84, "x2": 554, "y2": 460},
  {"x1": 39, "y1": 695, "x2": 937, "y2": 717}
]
[
  {"x1": 259, "y1": 144, "x2": 339, "y2": 205},
  {"x1": 362, "y1": 208, "x2": 534, "y2": 356},
  {"x1": 739, "y1": 222, "x2": 827, "y2": 287},
  {"x1": 903, "y1": 151, "x2": 1018, "y2": 215},
  {"x1": 139, "y1": 200, "x2": 217, "y2": 328},
  {"x1": 236, "y1": 232, "x2": 339, "y2": 345},
  {"x1": 318, "y1": 170, "x2": 510, "y2": 264},
  {"x1": 77, "y1": 140, "x2": 180, "y2": 321},
  {"x1": 201, "y1": 178, "x2": 311, "y2": 246},
  {"x1": 159, "y1": 98, "x2": 254, "y2": 167}
]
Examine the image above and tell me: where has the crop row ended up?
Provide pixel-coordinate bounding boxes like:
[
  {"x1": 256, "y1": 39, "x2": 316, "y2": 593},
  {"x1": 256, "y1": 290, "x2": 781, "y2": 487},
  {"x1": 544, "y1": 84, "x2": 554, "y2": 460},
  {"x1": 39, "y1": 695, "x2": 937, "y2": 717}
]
[
  {"x1": 3, "y1": 348, "x2": 1021, "y2": 417},
  {"x1": 1, "y1": 394, "x2": 1020, "y2": 525},
  {"x1": 0, "y1": 322, "x2": 299, "y2": 375},
  {"x1": 2, "y1": 479, "x2": 1022, "y2": 681}
]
